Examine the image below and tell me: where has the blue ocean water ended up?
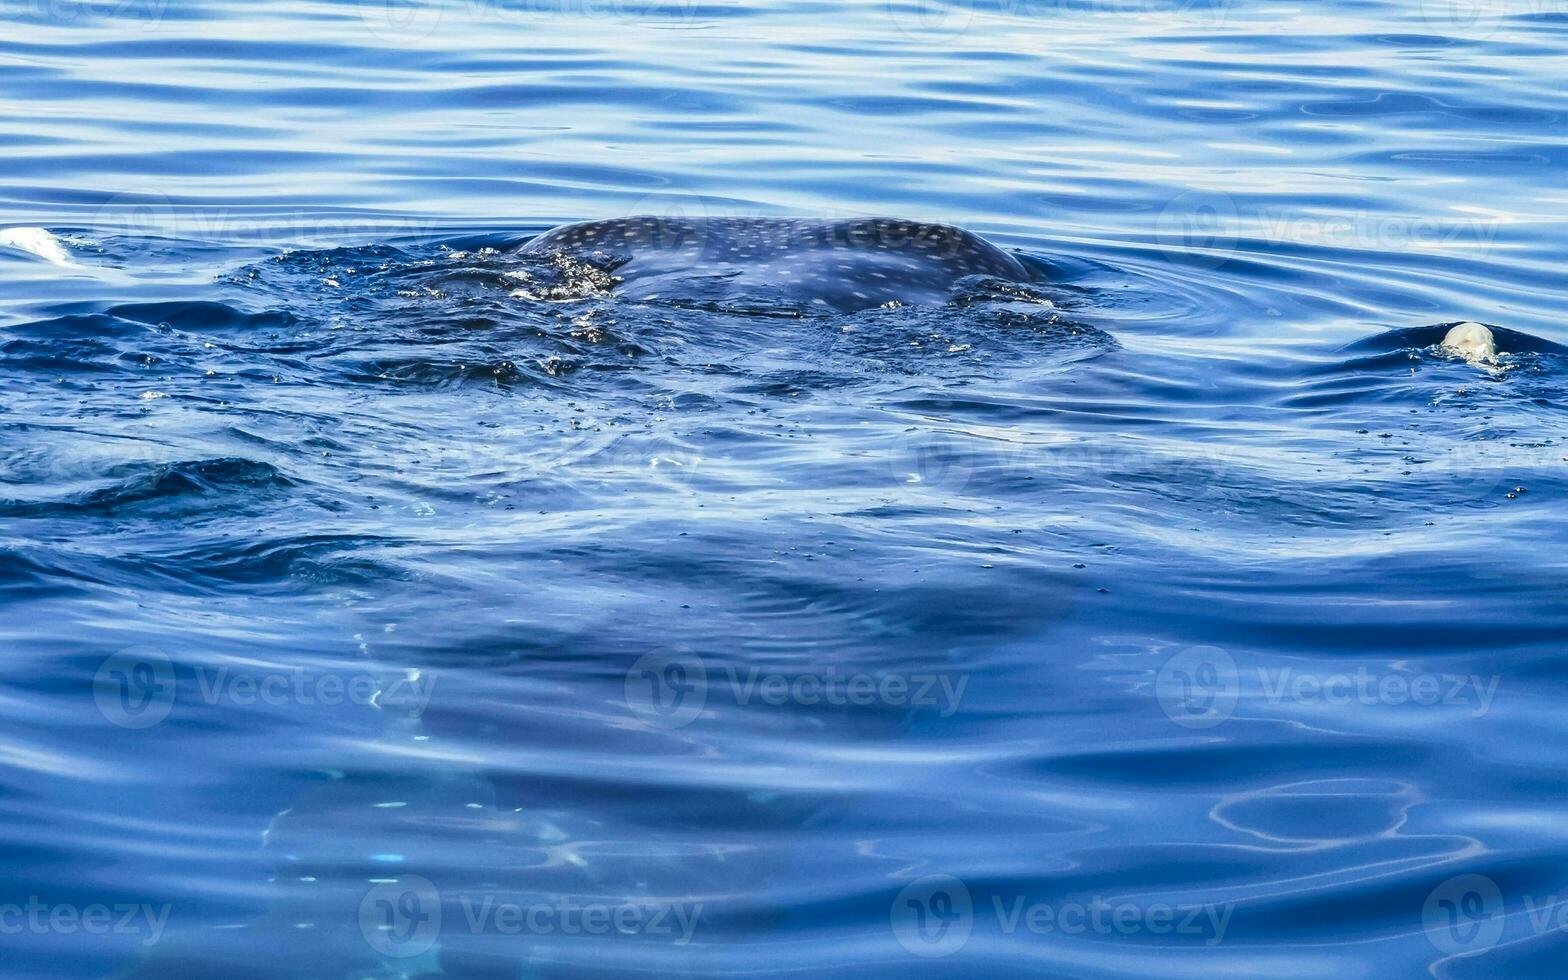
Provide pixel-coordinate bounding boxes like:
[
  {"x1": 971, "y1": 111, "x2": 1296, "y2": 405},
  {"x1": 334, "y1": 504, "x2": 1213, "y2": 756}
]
[{"x1": 2, "y1": 0, "x2": 1568, "y2": 975}]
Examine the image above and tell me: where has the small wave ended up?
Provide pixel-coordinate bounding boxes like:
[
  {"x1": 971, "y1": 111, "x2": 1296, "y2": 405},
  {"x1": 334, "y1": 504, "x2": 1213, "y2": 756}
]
[
  {"x1": 0, "y1": 227, "x2": 73, "y2": 265},
  {"x1": 0, "y1": 458, "x2": 296, "y2": 519},
  {"x1": 126, "y1": 532, "x2": 409, "y2": 593},
  {"x1": 105, "y1": 301, "x2": 302, "y2": 333},
  {"x1": 1345, "y1": 322, "x2": 1568, "y2": 358}
]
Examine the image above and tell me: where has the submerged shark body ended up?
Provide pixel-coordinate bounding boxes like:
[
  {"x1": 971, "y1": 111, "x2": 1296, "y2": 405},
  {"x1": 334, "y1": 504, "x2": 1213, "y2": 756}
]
[{"x1": 519, "y1": 216, "x2": 1034, "y2": 313}]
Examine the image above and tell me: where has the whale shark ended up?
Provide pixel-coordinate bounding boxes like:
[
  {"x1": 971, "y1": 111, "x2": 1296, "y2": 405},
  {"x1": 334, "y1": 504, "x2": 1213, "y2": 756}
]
[{"x1": 517, "y1": 217, "x2": 1036, "y2": 313}]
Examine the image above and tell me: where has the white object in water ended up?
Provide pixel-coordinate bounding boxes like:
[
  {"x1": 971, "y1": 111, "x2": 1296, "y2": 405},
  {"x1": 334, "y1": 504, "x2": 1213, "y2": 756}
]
[
  {"x1": 0, "y1": 227, "x2": 74, "y2": 266},
  {"x1": 1441, "y1": 321, "x2": 1498, "y2": 363}
]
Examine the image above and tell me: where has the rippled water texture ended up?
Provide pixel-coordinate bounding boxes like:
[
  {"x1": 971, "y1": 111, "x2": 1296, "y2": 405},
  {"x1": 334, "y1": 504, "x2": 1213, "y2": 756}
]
[{"x1": 2, "y1": 0, "x2": 1568, "y2": 976}]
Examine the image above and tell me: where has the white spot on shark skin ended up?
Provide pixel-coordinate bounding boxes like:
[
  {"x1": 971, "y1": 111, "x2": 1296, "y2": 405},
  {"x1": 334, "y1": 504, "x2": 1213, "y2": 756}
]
[
  {"x1": 0, "y1": 227, "x2": 75, "y2": 266},
  {"x1": 1442, "y1": 321, "x2": 1499, "y2": 364}
]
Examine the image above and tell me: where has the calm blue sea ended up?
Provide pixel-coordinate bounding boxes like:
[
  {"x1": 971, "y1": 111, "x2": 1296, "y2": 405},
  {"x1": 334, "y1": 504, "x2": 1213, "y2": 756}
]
[{"x1": 2, "y1": 0, "x2": 1567, "y2": 976}]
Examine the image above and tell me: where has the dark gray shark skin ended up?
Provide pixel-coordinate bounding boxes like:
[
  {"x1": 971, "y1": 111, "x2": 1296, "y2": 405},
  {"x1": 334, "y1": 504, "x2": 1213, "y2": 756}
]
[{"x1": 519, "y1": 216, "x2": 1034, "y2": 312}]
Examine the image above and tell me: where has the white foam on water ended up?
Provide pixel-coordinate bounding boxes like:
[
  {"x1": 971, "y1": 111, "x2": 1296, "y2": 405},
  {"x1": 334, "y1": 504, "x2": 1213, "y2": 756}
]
[
  {"x1": 1441, "y1": 321, "x2": 1499, "y2": 364},
  {"x1": 0, "y1": 227, "x2": 75, "y2": 266}
]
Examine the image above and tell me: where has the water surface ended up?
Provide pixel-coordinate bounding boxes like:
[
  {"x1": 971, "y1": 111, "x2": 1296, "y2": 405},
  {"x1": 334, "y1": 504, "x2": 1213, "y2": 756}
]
[{"x1": 2, "y1": 0, "x2": 1568, "y2": 976}]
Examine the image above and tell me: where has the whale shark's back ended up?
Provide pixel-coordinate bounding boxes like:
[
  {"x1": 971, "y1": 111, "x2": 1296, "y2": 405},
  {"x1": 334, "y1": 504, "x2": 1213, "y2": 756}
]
[{"x1": 520, "y1": 217, "x2": 1032, "y2": 312}]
